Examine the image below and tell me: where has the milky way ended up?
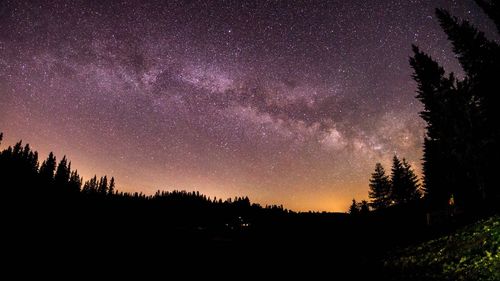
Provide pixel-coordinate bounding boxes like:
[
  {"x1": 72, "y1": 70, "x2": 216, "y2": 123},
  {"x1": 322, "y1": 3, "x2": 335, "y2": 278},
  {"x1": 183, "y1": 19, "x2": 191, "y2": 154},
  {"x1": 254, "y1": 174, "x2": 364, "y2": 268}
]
[{"x1": 0, "y1": 0, "x2": 496, "y2": 211}]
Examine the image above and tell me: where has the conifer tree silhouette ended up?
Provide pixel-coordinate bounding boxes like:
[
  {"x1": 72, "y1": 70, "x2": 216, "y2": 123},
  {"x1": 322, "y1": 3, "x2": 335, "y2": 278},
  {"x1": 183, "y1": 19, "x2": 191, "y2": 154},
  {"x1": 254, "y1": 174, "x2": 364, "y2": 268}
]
[
  {"x1": 411, "y1": 2, "x2": 500, "y2": 210},
  {"x1": 349, "y1": 199, "x2": 360, "y2": 215},
  {"x1": 390, "y1": 156, "x2": 420, "y2": 205},
  {"x1": 368, "y1": 163, "x2": 392, "y2": 210}
]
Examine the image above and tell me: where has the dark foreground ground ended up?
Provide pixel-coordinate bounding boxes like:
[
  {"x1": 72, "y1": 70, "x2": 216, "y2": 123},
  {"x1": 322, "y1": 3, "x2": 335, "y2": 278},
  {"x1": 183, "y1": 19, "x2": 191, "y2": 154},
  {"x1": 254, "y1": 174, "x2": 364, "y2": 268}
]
[
  {"x1": 6, "y1": 197, "x2": 497, "y2": 280},
  {"x1": 383, "y1": 215, "x2": 500, "y2": 281}
]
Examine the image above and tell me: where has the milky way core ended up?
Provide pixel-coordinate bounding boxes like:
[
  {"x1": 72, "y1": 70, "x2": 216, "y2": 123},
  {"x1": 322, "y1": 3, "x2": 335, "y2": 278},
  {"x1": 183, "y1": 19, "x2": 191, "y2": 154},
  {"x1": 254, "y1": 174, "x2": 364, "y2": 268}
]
[{"x1": 0, "y1": 0, "x2": 496, "y2": 211}]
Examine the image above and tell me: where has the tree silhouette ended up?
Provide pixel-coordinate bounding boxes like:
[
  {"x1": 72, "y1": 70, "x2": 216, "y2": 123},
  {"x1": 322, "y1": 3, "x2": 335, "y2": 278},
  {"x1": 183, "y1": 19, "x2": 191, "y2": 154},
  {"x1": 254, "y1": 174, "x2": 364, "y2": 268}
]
[
  {"x1": 68, "y1": 170, "x2": 82, "y2": 194},
  {"x1": 390, "y1": 156, "x2": 420, "y2": 205},
  {"x1": 22, "y1": 143, "x2": 39, "y2": 177},
  {"x1": 368, "y1": 163, "x2": 392, "y2": 210},
  {"x1": 39, "y1": 152, "x2": 57, "y2": 185},
  {"x1": 359, "y1": 200, "x2": 370, "y2": 215},
  {"x1": 409, "y1": 47, "x2": 465, "y2": 208},
  {"x1": 349, "y1": 199, "x2": 360, "y2": 215},
  {"x1": 82, "y1": 175, "x2": 98, "y2": 194},
  {"x1": 437, "y1": 5, "x2": 500, "y2": 208},
  {"x1": 401, "y1": 159, "x2": 421, "y2": 202},
  {"x1": 108, "y1": 177, "x2": 115, "y2": 195},
  {"x1": 54, "y1": 156, "x2": 70, "y2": 193},
  {"x1": 390, "y1": 156, "x2": 405, "y2": 205},
  {"x1": 475, "y1": 0, "x2": 500, "y2": 32},
  {"x1": 0, "y1": 131, "x2": 334, "y2": 277},
  {"x1": 98, "y1": 176, "x2": 108, "y2": 195},
  {"x1": 411, "y1": 2, "x2": 500, "y2": 211}
]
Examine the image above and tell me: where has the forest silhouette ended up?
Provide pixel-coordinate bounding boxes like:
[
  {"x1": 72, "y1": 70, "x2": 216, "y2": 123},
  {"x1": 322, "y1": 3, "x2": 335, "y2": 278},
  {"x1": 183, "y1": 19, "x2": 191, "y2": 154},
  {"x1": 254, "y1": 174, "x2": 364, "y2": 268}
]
[
  {"x1": 2, "y1": 0, "x2": 500, "y2": 278},
  {"x1": 0, "y1": 131, "x2": 445, "y2": 276}
]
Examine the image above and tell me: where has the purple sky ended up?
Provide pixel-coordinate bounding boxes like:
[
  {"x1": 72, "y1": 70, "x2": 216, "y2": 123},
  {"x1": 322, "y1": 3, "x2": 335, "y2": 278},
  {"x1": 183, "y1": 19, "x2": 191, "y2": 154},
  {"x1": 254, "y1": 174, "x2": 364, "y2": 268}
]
[{"x1": 0, "y1": 0, "x2": 497, "y2": 211}]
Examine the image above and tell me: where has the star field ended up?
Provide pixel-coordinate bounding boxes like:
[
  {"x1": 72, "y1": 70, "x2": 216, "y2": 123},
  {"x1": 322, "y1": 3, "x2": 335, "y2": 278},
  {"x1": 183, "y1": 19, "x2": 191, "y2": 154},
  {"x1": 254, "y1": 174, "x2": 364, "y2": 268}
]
[{"x1": 0, "y1": 0, "x2": 497, "y2": 211}]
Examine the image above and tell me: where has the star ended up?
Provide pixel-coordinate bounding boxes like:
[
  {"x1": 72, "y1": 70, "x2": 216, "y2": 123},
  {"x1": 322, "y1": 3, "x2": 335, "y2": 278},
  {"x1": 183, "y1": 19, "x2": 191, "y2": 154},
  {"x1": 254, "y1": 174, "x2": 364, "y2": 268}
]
[{"x1": 0, "y1": 0, "x2": 493, "y2": 211}]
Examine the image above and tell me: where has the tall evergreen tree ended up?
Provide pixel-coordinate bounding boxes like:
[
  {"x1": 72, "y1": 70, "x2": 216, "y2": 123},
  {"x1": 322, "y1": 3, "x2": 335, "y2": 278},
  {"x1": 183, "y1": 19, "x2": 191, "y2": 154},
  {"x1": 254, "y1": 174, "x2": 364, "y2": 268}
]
[
  {"x1": 39, "y1": 152, "x2": 57, "y2": 184},
  {"x1": 68, "y1": 170, "x2": 82, "y2": 194},
  {"x1": 436, "y1": 9, "x2": 500, "y2": 81},
  {"x1": 54, "y1": 156, "x2": 70, "y2": 191},
  {"x1": 349, "y1": 199, "x2": 360, "y2": 215},
  {"x1": 411, "y1": 3, "x2": 500, "y2": 211},
  {"x1": 401, "y1": 159, "x2": 421, "y2": 202},
  {"x1": 390, "y1": 156, "x2": 405, "y2": 205},
  {"x1": 22, "y1": 144, "x2": 39, "y2": 175},
  {"x1": 411, "y1": 26, "x2": 449, "y2": 210},
  {"x1": 437, "y1": 7, "x2": 500, "y2": 206},
  {"x1": 82, "y1": 175, "x2": 99, "y2": 194},
  {"x1": 108, "y1": 177, "x2": 115, "y2": 195},
  {"x1": 475, "y1": 0, "x2": 500, "y2": 32},
  {"x1": 368, "y1": 163, "x2": 392, "y2": 210},
  {"x1": 12, "y1": 141, "x2": 23, "y2": 157},
  {"x1": 390, "y1": 156, "x2": 421, "y2": 205},
  {"x1": 98, "y1": 176, "x2": 108, "y2": 195}
]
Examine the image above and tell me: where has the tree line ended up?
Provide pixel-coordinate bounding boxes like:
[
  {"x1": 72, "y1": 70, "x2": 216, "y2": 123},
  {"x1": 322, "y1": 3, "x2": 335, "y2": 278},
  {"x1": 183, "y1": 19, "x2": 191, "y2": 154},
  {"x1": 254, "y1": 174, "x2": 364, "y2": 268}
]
[
  {"x1": 411, "y1": 0, "x2": 500, "y2": 213},
  {"x1": 350, "y1": 155, "x2": 421, "y2": 214},
  {"x1": 353, "y1": 0, "x2": 500, "y2": 216},
  {"x1": 0, "y1": 133, "x2": 113, "y2": 198},
  {"x1": 0, "y1": 132, "x2": 290, "y2": 230}
]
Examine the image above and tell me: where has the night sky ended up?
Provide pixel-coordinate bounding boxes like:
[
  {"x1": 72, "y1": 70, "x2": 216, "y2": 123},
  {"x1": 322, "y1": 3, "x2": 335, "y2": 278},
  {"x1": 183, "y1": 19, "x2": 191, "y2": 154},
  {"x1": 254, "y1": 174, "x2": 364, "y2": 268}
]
[{"x1": 0, "y1": 0, "x2": 496, "y2": 211}]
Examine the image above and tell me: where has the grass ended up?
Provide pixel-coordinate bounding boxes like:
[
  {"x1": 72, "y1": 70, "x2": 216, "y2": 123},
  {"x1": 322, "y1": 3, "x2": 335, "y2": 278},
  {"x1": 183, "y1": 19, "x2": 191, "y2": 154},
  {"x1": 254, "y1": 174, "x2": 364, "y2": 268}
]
[{"x1": 383, "y1": 215, "x2": 500, "y2": 280}]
